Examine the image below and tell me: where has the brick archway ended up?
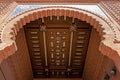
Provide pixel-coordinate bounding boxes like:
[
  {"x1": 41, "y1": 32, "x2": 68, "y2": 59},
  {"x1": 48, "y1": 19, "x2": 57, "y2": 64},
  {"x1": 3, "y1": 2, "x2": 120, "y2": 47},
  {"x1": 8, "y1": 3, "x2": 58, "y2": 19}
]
[{"x1": 0, "y1": 6, "x2": 120, "y2": 71}]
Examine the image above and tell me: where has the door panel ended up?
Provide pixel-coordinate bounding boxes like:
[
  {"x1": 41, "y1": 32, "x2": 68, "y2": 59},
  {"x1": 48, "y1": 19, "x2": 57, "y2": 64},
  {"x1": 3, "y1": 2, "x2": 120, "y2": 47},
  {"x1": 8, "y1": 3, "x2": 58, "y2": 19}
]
[
  {"x1": 46, "y1": 29, "x2": 70, "y2": 68},
  {"x1": 71, "y1": 29, "x2": 91, "y2": 77},
  {"x1": 24, "y1": 27, "x2": 45, "y2": 78}
]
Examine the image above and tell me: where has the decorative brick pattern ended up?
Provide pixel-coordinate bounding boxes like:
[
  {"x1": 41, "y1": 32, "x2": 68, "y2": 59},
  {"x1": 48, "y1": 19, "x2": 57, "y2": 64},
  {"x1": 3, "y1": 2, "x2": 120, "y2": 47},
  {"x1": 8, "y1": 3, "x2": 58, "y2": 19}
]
[
  {"x1": 99, "y1": 1, "x2": 120, "y2": 43},
  {"x1": 0, "y1": 0, "x2": 13, "y2": 16},
  {"x1": 0, "y1": 0, "x2": 17, "y2": 23},
  {"x1": 100, "y1": 1, "x2": 120, "y2": 25}
]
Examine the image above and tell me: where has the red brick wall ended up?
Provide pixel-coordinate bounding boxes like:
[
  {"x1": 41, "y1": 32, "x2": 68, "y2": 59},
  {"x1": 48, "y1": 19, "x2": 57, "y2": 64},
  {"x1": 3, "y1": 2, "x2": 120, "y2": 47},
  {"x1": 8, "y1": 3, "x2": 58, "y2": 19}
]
[
  {"x1": 0, "y1": 28, "x2": 33, "y2": 80},
  {"x1": 83, "y1": 28, "x2": 120, "y2": 80}
]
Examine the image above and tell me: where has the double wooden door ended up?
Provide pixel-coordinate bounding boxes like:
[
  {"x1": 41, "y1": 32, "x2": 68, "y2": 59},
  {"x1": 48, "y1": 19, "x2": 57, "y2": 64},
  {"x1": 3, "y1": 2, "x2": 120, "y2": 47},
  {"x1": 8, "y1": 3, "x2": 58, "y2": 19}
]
[{"x1": 24, "y1": 17, "x2": 91, "y2": 78}]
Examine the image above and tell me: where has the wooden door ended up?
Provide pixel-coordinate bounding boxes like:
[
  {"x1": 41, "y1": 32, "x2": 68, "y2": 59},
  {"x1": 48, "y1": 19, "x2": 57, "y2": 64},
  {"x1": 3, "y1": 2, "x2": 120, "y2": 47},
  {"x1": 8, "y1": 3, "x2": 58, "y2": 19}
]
[{"x1": 24, "y1": 16, "x2": 91, "y2": 78}]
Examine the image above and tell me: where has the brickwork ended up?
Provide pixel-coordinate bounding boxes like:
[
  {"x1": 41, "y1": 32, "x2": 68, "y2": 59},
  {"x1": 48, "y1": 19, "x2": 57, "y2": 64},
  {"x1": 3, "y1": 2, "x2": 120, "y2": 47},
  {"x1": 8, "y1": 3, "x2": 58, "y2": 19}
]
[
  {"x1": 0, "y1": 28, "x2": 33, "y2": 80},
  {"x1": 0, "y1": 0, "x2": 17, "y2": 24},
  {"x1": 99, "y1": 1, "x2": 120, "y2": 25}
]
